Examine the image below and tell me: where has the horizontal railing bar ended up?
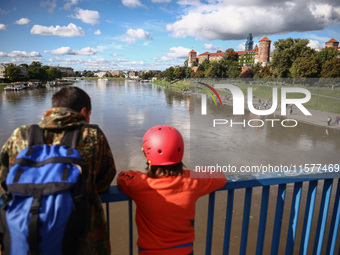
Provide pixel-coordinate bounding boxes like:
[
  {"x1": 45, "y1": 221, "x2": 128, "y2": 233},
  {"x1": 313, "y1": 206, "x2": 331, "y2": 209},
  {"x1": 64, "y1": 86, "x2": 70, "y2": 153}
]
[{"x1": 102, "y1": 172, "x2": 340, "y2": 203}]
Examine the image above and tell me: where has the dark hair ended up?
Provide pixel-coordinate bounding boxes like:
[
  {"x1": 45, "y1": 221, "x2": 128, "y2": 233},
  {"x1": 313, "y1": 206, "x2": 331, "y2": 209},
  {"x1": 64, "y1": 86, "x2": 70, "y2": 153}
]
[
  {"x1": 52, "y1": 86, "x2": 91, "y2": 112},
  {"x1": 146, "y1": 162, "x2": 184, "y2": 178}
]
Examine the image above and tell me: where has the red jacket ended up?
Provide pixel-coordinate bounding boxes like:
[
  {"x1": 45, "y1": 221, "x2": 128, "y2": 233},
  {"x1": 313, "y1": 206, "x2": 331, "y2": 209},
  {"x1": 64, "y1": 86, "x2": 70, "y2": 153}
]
[{"x1": 117, "y1": 170, "x2": 226, "y2": 255}]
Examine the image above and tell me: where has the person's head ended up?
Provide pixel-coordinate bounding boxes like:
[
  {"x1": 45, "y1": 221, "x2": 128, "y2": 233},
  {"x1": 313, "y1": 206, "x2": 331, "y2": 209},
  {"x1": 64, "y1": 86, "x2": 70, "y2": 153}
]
[
  {"x1": 142, "y1": 125, "x2": 184, "y2": 177},
  {"x1": 52, "y1": 86, "x2": 92, "y2": 123}
]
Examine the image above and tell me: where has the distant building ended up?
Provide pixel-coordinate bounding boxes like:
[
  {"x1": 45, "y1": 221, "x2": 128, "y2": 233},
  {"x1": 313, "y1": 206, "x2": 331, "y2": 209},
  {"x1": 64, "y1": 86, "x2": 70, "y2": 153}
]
[
  {"x1": 188, "y1": 36, "x2": 271, "y2": 68},
  {"x1": 255, "y1": 37, "x2": 271, "y2": 66},
  {"x1": 245, "y1": 33, "x2": 254, "y2": 51},
  {"x1": 110, "y1": 71, "x2": 123, "y2": 77},
  {"x1": 129, "y1": 71, "x2": 139, "y2": 79},
  {"x1": 325, "y1": 38, "x2": 339, "y2": 50},
  {"x1": 188, "y1": 50, "x2": 198, "y2": 67},
  {"x1": 57, "y1": 66, "x2": 74, "y2": 76},
  {"x1": 0, "y1": 64, "x2": 9, "y2": 79},
  {"x1": 94, "y1": 71, "x2": 108, "y2": 78}
]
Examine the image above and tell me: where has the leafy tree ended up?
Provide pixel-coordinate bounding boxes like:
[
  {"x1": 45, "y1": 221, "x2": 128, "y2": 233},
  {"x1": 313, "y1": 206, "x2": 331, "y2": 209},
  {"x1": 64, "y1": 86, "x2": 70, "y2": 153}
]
[
  {"x1": 205, "y1": 61, "x2": 227, "y2": 78},
  {"x1": 4, "y1": 64, "x2": 21, "y2": 82},
  {"x1": 317, "y1": 47, "x2": 339, "y2": 67},
  {"x1": 184, "y1": 59, "x2": 188, "y2": 67},
  {"x1": 190, "y1": 70, "x2": 204, "y2": 78},
  {"x1": 163, "y1": 66, "x2": 175, "y2": 81},
  {"x1": 290, "y1": 54, "x2": 319, "y2": 78},
  {"x1": 226, "y1": 61, "x2": 241, "y2": 78},
  {"x1": 223, "y1": 48, "x2": 237, "y2": 61},
  {"x1": 85, "y1": 71, "x2": 94, "y2": 77},
  {"x1": 270, "y1": 38, "x2": 315, "y2": 77},
  {"x1": 27, "y1": 61, "x2": 47, "y2": 81},
  {"x1": 259, "y1": 66, "x2": 272, "y2": 78},
  {"x1": 321, "y1": 58, "x2": 340, "y2": 78},
  {"x1": 185, "y1": 67, "x2": 193, "y2": 78},
  {"x1": 249, "y1": 63, "x2": 262, "y2": 78},
  {"x1": 240, "y1": 69, "x2": 254, "y2": 78},
  {"x1": 174, "y1": 66, "x2": 186, "y2": 80},
  {"x1": 197, "y1": 59, "x2": 210, "y2": 72},
  {"x1": 47, "y1": 67, "x2": 62, "y2": 81},
  {"x1": 191, "y1": 61, "x2": 198, "y2": 67}
]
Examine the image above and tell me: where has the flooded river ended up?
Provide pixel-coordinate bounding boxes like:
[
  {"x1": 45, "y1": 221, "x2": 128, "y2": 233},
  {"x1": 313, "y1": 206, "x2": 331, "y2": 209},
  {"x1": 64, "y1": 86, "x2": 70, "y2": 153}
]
[{"x1": 1, "y1": 79, "x2": 339, "y2": 254}]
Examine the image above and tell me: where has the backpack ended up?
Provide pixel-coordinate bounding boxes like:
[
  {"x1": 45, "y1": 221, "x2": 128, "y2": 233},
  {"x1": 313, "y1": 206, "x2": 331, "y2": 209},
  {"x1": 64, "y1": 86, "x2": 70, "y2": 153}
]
[{"x1": 0, "y1": 125, "x2": 90, "y2": 255}]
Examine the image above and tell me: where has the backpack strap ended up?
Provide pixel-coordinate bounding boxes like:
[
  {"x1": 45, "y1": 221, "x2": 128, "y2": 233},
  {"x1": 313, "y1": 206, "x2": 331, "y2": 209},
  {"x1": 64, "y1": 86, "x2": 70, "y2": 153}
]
[
  {"x1": 61, "y1": 126, "x2": 82, "y2": 148},
  {"x1": 28, "y1": 125, "x2": 44, "y2": 146}
]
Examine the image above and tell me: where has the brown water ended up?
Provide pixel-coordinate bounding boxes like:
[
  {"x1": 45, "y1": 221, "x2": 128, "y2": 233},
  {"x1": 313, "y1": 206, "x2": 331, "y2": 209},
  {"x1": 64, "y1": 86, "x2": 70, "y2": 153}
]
[{"x1": 1, "y1": 80, "x2": 339, "y2": 254}]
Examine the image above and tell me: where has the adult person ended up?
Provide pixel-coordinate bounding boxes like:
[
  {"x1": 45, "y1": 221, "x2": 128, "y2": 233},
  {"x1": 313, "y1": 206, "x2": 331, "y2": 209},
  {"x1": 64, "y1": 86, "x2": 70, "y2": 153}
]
[{"x1": 0, "y1": 86, "x2": 116, "y2": 255}]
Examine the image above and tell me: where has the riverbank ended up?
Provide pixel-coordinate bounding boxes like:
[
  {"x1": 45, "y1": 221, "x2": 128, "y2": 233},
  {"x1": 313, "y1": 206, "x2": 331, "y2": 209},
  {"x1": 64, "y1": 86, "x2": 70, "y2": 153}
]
[{"x1": 153, "y1": 79, "x2": 340, "y2": 130}]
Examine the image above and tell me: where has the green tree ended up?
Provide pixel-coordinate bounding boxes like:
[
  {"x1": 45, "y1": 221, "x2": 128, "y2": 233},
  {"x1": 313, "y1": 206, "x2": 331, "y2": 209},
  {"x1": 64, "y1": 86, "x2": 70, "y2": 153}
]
[
  {"x1": 205, "y1": 61, "x2": 227, "y2": 78},
  {"x1": 321, "y1": 58, "x2": 340, "y2": 78},
  {"x1": 223, "y1": 48, "x2": 237, "y2": 61},
  {"x1": 174, "y1": 66, "x2": 186, "y2": 80},
  {"x1": 197, "y1": 59, "x2": 210, "y2": 72},
  {"x1": 27, "y1": 61, "x2": 47, "y2": 81},
  {"x1": 163, "y1": 66, "x2": 175, "y2": 82},
  {"x1": 47, "y1": 67, "x2": 62, "y2": 81},
  {"x1": 317, "y1": 47, "x2": 339, "y2": 67},
  {"x1": 270, "y1": 38, "x2": 315, "y2": 77},
  {"x1": 4, "y1": 64, "x2": 21, "y2": 82},
  {"x1": 290, "y1": 54, "x2": 319, "y2": 78},
  {"x1": 184, "y1": 59, "x2": 188, "y2": 67},
  {"x1": 226, "y1": 61, "x2": 241, "y2": 78}
]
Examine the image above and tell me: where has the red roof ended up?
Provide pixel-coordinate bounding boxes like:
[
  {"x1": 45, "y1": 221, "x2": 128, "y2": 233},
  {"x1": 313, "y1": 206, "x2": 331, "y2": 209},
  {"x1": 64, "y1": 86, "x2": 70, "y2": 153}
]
[
  {"x1": 198, "y1": 52, "x2": 210, "y2": 56},
  {"x1": 326, "y1": 38, "x2": 339, "y2": 43},
  {"x1": 259, "y1": 36, "x2": 271, "y2": 42},
  {"x1": 235, "y1": 48, "x2": 258, "y2": 55},
  {"x1": 189, "y1": 50, "x2": 197, "y2": 53},
  {"x1": 210, "y1": 52, "x2": 224, "y2": 57}
]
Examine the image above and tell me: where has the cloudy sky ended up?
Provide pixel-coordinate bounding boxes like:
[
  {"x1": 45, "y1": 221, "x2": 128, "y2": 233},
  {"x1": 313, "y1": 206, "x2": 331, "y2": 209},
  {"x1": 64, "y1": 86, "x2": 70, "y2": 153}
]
[{"x1": 0, "y1": 0, "x2": 339, "y2": 71}]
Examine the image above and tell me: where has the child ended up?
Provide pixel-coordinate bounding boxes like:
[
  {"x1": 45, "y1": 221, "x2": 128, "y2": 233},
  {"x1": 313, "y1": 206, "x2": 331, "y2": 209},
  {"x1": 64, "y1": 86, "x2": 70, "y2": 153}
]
[{"x1": 117, "y1": 125, "x2": 227, "y2": 255}]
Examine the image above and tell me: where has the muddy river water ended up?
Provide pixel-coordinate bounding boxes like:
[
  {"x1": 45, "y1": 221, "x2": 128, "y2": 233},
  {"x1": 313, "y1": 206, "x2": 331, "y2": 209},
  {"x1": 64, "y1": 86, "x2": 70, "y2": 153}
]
[{"x1": 1, "y1": 80, "x2": 339, "y2": 254}]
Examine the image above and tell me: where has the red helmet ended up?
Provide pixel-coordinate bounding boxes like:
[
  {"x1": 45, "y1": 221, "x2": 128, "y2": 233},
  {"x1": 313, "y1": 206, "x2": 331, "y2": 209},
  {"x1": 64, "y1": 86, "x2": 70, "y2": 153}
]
[{"x1": 142, "y1": 125, "x2": 184, "y2": 166}]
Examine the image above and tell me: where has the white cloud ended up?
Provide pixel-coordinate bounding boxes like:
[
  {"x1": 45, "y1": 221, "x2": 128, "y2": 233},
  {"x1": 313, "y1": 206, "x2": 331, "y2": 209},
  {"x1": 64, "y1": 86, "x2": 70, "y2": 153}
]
[
  {"x1": 167, "y1": 46, "x2": 191, "y2": 58},
  {"x1": 30, "y1": 23, "x2": 85, "y2": 37},
  {"x1": 74, "y1": 8, "x2": 100, "y2": 25},
  {"x1": 64, "y1": 0, "x2": 78, "y2": 10},
  {"x1": 112, "y1": 53, "x2": 118, "y2": 57},
  {"x1": 152, "y1": 0, "x2": 171, "y2": 3},
  {"x1": 40, "y1": 0, "x2": 57, "y2": 13},
  {"x1": 234, "y1": 42, "x2": 246, "y2": 51},
  {"x1": 0, "y1": 51, "x2": 41, "y2": 58},
  {"x1": 167, "y1": 1, "x2": 340, "y2": 41},
  {"x1": 203, "y1": 43, "x2": 224, "y2": 52},
  {"x1": 126, "y1": 28, "x2": 152, "y2": 40},
  {"x1": 0, "y1": 24, "x2": 7, "y2": 31},
  {"x1": 15, "y1": 18, "x2": 30, "y2": 25},
  {"x1": 125, "y1": 28, "x2": 152, "y2": 44},
  {"x1": 94, "y1": 29, "x2": 101, "y2": 35},
  {"x1": 122, "y1": 0, "x2": 144, "y2": 8},
  {"x1": 308, "y1": 40, "x2": 323, "y2": 50},
  {"x1": 44, "y1": 46, "x2": 98, "y2": 55},
  {"x1": 177, "y1": 0, "x2": 201, "y2": 6}
]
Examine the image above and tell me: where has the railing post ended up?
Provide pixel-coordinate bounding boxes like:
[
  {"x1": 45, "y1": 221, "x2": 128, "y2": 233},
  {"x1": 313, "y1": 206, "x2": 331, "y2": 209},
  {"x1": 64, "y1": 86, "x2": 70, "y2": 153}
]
[
  {"x1": 326, "y1": 178, "x2": 340, "y2": 255},
  {"x1": 223, "y1": 189, "x2": 234, "y2": 255},
  {"x1": 240, "y1": 188, "x2": 252, "y2": 255},
  {"x1": 313, "y1": 179, "x2": 333, "y2": 255},
  {"x1": 299, "y1": 180, "x2": 318, "y2": 255},
  {"x1": 285, "y1": 182, "x2": 302, "y2": 255},
  {"x1": 205, "y1": 191, "x2": 216, "y2": 255},
  {"x1": 256, "y1": 185, "x2": 270, "y2": 255},
  {"x1": 270, "y1": 184, "x2": 286, "y2": 255}
]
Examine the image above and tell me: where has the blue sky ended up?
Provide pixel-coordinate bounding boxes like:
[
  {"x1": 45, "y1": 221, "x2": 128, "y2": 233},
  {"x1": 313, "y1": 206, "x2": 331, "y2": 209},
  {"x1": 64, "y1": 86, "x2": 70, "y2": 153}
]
[{"x1": 0, "y1": 0, "x2": 340, "y2": 71}]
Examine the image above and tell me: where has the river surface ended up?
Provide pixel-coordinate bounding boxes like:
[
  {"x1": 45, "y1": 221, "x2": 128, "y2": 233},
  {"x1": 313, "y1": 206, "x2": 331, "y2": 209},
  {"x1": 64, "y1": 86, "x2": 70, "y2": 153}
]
[{"x1": 1, "y1": 79, "x2": 339, "y2": 254}]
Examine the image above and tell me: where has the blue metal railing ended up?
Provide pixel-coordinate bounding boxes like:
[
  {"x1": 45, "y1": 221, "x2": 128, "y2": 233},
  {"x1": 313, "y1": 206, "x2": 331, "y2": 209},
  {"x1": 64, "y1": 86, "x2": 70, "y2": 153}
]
[{"x1": 100, "y1": 171, "x2": 340, "y2": 255}]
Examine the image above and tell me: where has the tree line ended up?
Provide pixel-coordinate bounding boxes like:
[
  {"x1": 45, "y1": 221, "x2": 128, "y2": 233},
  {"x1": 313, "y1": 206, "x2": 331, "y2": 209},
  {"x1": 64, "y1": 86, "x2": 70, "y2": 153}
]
[{"x1": 156, "y1": 38, "x2": 340, "y2": 81}]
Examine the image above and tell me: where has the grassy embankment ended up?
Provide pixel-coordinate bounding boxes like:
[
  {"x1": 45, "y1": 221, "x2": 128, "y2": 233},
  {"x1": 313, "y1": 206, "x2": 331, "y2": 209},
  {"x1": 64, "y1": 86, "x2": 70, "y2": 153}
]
[{"x1": 153, "y1": 79, "x2": 340, "y2": 114}]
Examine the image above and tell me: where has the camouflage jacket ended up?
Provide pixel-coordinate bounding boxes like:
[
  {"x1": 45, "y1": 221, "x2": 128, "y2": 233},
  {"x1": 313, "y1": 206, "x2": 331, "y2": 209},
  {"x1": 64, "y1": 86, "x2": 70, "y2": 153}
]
[{"x1": 0, "y1": 107, "x2": 116, "y2": 255}]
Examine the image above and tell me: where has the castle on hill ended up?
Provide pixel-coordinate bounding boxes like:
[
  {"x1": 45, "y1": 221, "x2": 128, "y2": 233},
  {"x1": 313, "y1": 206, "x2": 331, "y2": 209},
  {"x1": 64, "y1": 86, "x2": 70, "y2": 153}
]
[{"x1": 188, "y1": 36, "x2": 340, "y2": 69}]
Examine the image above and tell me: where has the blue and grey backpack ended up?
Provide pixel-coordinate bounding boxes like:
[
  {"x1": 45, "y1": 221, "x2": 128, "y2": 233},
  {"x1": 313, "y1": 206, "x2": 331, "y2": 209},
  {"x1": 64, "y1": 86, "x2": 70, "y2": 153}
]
[{"x1": 0, "y1": 125, "x2": 90, "y2": 255}]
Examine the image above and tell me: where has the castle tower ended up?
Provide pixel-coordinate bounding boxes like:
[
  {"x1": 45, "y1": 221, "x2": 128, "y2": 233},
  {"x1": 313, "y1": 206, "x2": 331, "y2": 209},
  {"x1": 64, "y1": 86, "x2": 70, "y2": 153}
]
[
  {"x1": 245, "y1": 33, "x2": 254, "y2": 51},
  {"x1": 188, "y1": 50, "x2": 197, "y2": 67},
  {"x1": 258, "y1": 37, "x2": 271, "y2": 64},
  {"x1": 325, "y1": 38, "x2": 339, "y2": 49}
]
